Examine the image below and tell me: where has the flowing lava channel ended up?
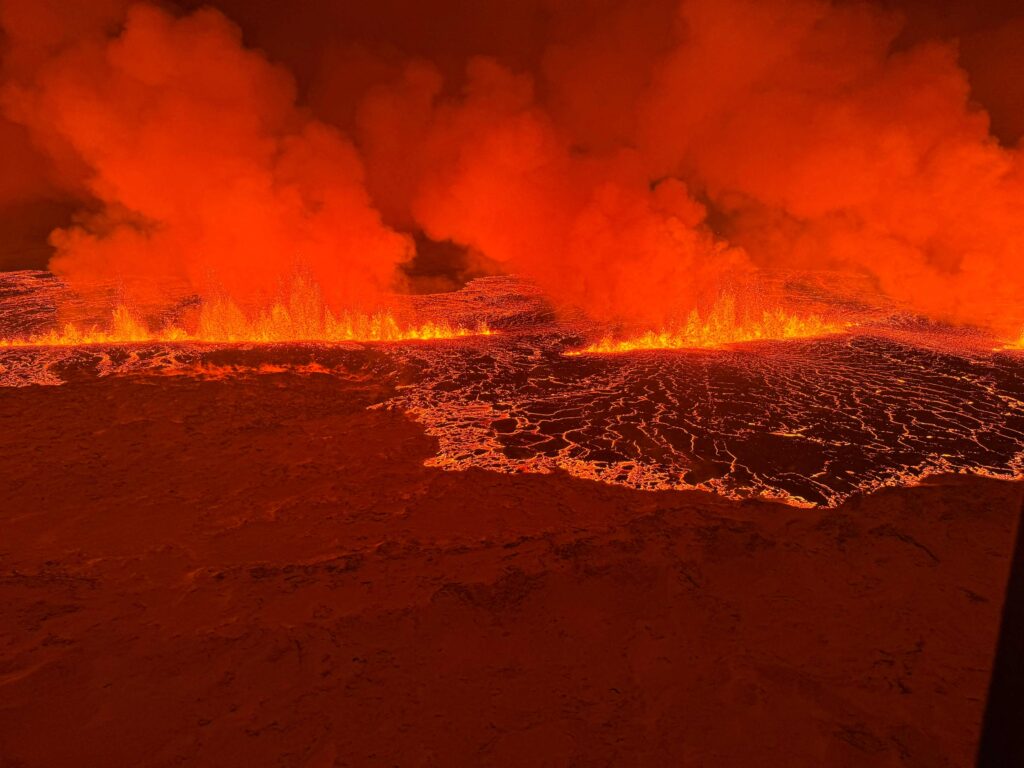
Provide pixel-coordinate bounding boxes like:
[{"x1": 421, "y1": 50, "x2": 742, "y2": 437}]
[
  {"x1": 0, "y1": 279, "x2": 491, "y2": 348},
  {"x1": 570, "y1": 295, "x2": 848, "y2": 354}
]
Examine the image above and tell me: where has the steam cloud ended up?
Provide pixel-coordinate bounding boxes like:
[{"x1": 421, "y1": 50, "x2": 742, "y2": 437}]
[{"x1": 1, "y1": 0, "x2": 1023, "y2": 332}]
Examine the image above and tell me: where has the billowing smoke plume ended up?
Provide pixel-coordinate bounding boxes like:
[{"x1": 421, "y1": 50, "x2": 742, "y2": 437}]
[
  {"x1": 357, "y1": 57, "x2": 748, "y2": 324},
  {"x1": 0, "y1": 1, "x2": 411, "y2": 310},
  {"x1": 637, "y1": 0, "x2": 1024, "y2": 333},
  {"x1": 2, "y1": 0, "x2": 1023, "y2": 331}
]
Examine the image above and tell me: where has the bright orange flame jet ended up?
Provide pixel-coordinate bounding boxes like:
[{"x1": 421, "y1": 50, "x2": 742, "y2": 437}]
[
  {"x1": 570, "y1": 296, "x2": 848, "y2": 354},
  {"x1": 0, "y1": 280, "x2": 491, "y2": 348}
]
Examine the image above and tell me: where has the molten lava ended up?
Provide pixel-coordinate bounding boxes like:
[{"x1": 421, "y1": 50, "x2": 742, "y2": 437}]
[
  {"x1": 569, "y1": 295, "x2": 846, "y2": 354},
  {"x1": 1, "y1": 272, "x2": 1022, "y2": 508},
  {"x1": 0, "y1": 279, "x2": 491, "y2": 348},
  {"x1": 998, "y1": 328, "x2": 1024, "y2": 352}
]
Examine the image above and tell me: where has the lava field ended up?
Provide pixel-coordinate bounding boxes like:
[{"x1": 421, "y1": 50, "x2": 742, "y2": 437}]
[{"x1": 3, "y1": 270, "x2": 1022, "y2": 508}]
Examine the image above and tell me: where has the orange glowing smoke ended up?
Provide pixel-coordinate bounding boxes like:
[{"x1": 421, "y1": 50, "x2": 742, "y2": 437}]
[
  {"x1": 570, "y1": 295, "x2": 846, "y2": 354},
  {"x1": 3, "y1": 1, "x2": 1024, "y2": 335},
  {"x1": 0, "y1": 279, "x2": 490, "y2": 348},
  {"x1": 0, "y1": 2, "x2": 412, "y2": 310},
  {"x1": 353, "y1": 0, "x2": 1024, "y2": 334},
  {"x1": 997, "y1": 328, "x2": 1024, "y2": 352}
]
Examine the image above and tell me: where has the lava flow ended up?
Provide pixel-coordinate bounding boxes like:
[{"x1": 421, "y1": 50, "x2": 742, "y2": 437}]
[
  {"x1": 387, "y1": 276, "x2": 1024, "y2": 508},
  {"x1": 3, "y1": 271, "x2": 1021, "y2": 508}
]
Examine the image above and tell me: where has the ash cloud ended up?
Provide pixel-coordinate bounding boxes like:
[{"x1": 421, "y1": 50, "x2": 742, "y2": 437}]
[{"x1": 1, "y1": 0, "x2": 1023, "y2": 331}]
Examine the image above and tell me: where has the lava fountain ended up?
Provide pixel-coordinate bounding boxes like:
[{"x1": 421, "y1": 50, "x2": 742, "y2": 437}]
[
  {"x1": 568, "y1": 294, "x2": 848, "y2": 354},
  {"x1": 0, "y1": 277, "x2": 491, "y2": 348}
]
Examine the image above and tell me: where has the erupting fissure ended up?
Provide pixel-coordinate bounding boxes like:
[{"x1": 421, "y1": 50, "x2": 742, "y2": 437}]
[
  {"x1": 569, "y1": 296, "x2": 847, "y2": 354},
  {"x1": 0, "y1": 280, "x2": 491, "y2": 348}
]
